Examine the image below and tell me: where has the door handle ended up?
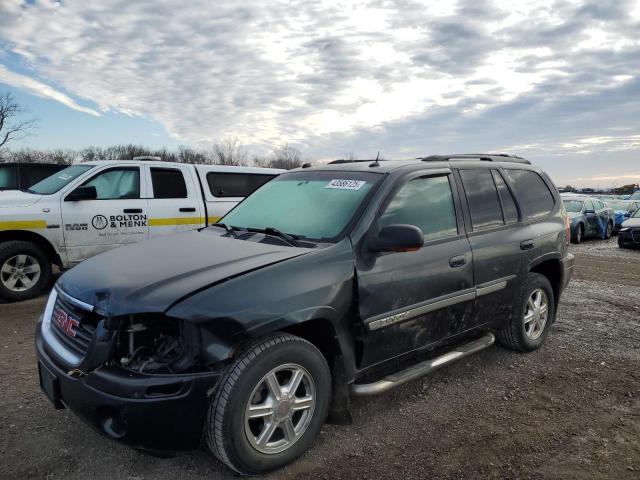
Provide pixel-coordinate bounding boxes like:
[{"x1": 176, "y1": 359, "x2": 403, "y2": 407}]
[
  {"x1": 520, "y1": 239, "x2": 535, "y2": 250},
  {"x1": 179, "y1": 207, "x2": 196, "y2": 212},
  {"x1": 123, "y1": 208, "x2": 142, "y2": 214},
  {"x1": 449, "y1": 255, "x2": 466, "y2": 268}
]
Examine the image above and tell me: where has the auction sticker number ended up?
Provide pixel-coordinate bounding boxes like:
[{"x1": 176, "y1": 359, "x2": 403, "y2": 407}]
[{"x1": 326, "y1": 179, "x2": 366, "y2": 190}]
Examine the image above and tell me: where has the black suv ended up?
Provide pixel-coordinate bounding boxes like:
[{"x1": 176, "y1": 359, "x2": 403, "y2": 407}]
[{"x1": 36, "y1": 154, "x2": 574, "y2": 475}]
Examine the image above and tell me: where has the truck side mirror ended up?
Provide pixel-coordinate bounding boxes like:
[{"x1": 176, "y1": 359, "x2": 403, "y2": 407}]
[
  {"x1": 66, "y1": 185, "x2": 97, "y2": 201},
  {"x1": 369, "y1": 224, "x2": 424, "y2": 253}
]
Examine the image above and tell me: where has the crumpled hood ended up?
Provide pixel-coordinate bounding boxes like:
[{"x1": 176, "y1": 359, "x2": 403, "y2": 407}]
[
  {"x1": 0, "y1": 191, "x2": 42, "y2": 208},
  {"x1": 621, "y1": 217, "x2": 640, "y2": 229},
  {"x1": 56, "y1": 229, "x2": 311, "y2": 316}
]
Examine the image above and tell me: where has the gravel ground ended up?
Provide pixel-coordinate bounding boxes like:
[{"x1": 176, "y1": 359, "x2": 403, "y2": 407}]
[{"x1": 1, "y1": 237, "x2": 638, "y2": 480}]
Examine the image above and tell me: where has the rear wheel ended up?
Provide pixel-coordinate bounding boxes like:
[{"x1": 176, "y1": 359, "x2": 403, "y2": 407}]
[
  {"x1": 206, "y1": 334, "x2": 331, "y2": 475},
  {"x1": 571, "y1": 224, "x2": 584, "y2": 244},
  {"x1": 0, "y1": 241, "x2": 52, "y2": 302},
  {"x1": 605, "y1": 221, "x2": 613, "y2": 239},
  {"x1": 497, "y1": 273, "x2": 555, "y2": 352}
]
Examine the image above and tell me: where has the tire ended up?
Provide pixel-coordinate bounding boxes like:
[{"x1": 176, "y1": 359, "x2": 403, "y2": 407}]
[
  {"x1": 618, "y1": 237, "x2": 627, "y2": 249},
  {"x1": 0, "y1": 241, "x2": 52, "y2": 302},
  {"x1": 604, "y1": 221, "x2": 613, "y2": 239},
  {"x1": 571, "y1": 224, "x2": 584, "y2": 244},
  {"x1": 206, "y1": 333, "x2": 331, "y2": 475},
  {"x1": 497, "y1": 273, "x2": 555, "y2": 352}
]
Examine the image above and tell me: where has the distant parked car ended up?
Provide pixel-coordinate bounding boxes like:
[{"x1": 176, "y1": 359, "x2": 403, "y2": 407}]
[
  {"x1": 618, "y1": 208, "x2": 640, "y2": 248},
  {"x1": 605, "y1": 200, "x2": 640, "y2": 233},
  {"x1": 562, "y1": 196, "x2": 614, "y2": 243},
  {"x1": 0, "y1": 162, "x2": 66, "y2": 191},
  {"x1": 628, "y1": 190, "x2": 640, "y2": 200}
]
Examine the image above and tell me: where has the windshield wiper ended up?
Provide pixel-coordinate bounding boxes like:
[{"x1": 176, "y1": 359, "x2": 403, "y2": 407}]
[
  {"x1": 211, "y1": 222, "x2": 241, "y2": 239},
  {"x1": 248, "y1": 227, "x2": 301, "y2": 247}
]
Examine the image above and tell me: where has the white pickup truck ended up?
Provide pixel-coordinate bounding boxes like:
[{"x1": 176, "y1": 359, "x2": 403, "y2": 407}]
[{"x1": 0, "y1": 159, "x2": 283, "y2": 301}]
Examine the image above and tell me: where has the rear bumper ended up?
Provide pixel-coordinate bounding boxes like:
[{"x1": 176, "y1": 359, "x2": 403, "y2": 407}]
[
  {"x1": 35, "y1": 321, "x2": 221, "y2": 452},
  {"x1": 560, "y1": 253, "x2": 575, "y2": 293}
]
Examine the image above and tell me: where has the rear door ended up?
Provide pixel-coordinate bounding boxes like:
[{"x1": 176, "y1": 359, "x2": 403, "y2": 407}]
[
  {"x1": 61, "y1": 165, "x2": 148, "y2": 263},
  {"x1": 145, "y1": 165, "x2": 205, "y2": 237},
  {"x1": 356, "y1": 170, "x2": 474, "y2": 368},
  {"x1": 455, "y1": 167, "x2": 528, "y2": 327},
  {"x1": 584, "y1": 199, "x2": 598, "y2": 235}
]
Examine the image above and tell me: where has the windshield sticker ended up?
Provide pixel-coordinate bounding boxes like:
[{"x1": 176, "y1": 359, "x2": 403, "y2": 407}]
[
  {"x1": 325, "y1": 179, "x2": 366, "y2": 190},
  {"x1": 58, "y1": 173, "x2": 73, "y2": 180}
]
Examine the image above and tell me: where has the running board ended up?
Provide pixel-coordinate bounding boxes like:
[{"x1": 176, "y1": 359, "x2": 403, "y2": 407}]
[{"x1": 350, "y1": 332, "x2": 495, "y2": 396}]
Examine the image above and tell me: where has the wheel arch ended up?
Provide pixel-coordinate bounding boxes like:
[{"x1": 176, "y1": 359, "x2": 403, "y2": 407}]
[
  {"x1": 529, "y1": 258, "x2": 562, "y2": 320},
  {"x1": 0, "y1": 230, "x2": 62, "y2": 268}
]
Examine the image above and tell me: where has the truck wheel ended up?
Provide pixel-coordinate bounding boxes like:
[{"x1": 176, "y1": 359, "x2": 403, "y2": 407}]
[
  {"x1": 571, "y1": 224, "x2": 583, "y2": 244},
  {"x1": 0, "y1": 241, "x2": 52, "y2": 302},
  {"x1": 206, "y1": 334, "x2": 331, "y2": 475},
  {"x1": 605, "y1": 221, "x2": 613, "y2": 239},
  {"x1": 496, "y1": 273, "x2": 555, "y2": 352}
]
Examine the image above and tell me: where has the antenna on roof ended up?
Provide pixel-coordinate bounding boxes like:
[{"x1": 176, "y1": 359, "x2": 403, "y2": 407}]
[{"x1": 370, "y1": 152, "x2": 380, "y2": 168}]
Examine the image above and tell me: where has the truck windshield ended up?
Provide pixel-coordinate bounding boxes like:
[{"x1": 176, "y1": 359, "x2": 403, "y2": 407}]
[
  {"x1": 563, "y1": 200, "x2": 583, "y2": 213},
  {"x1": 221, "y1": 171, "x2": 382, "y2": 241},
  {"x1": 27, "y1": 165, "x2": 94, "y2": 195}
]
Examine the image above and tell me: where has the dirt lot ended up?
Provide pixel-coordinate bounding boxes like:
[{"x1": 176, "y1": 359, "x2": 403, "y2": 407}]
[{"x1": 1, "y1": 238, "x2": 638, "y2": 480}]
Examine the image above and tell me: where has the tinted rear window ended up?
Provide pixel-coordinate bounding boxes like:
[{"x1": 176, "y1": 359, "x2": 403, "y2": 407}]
[
  {"x1": 0, "y1": 165, "x2": 19, "y2": 190},
  {"x1": 505, "y1": 169, "x2": 555, "y2": 219},
  {"x1": 459, "y1": 169, "x2": 503, "y2": 230},
  {"x1": 151, "y1": 168, "x2": 187, "y2": 198},
  {"x1": 207, "y1": 172, "x2": 275, "y2": 197}
]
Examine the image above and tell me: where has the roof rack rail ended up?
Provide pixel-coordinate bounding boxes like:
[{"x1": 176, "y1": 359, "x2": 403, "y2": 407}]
[
  {"x1": 419, "y1": 153, "x2": 531, "y2": 165},
  {"x1": 132, "y1": 156, "x2": 162, "y2": 161},
  {"x1": 328, "y1": 159, "x2": 383, "y2": 164}
]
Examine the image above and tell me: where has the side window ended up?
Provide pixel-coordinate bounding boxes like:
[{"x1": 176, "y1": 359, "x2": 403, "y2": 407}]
[
  {"x1": 379, "y1": 175, "x2": 457, "y2": 241},
  {"x1": 207, "y1": 173, "x2": 275, "y2": 197},
  {"x1": 505, "y1": 169, "x2": 555, "y2": 219},
  {"x1": 585, "y1": 199, "x2": 595, "y2": 212},
  {"x1": 0, "y1": 165, "x2": 19, "y2": 190},
  {"x1": 459, "y1": 169, "x2": 503, "y2": 230},
  {"x1": 150, "y1": 168, "x2": 187, "y2": 199},
  {"x1": 83, "y1": 168, "x2": 140, "y2": 200},
  {"x1": 492, "y1": 170, "x2": 519, "y2": 223}
]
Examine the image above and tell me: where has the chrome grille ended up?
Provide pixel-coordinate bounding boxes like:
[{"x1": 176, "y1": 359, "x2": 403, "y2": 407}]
[{"x1": 50, "y1": 293, "x2": 96, "y2": 359}]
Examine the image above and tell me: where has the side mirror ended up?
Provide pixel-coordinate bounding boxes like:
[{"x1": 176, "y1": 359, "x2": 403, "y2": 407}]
[
  {"x1": 369, "y1": 224, "x2": 424, "y2": 253},
  {"x1": 584, "y1": 209, "x2": 595, "y2": 214},
  {"x1": 624, "y1": 212, "x2": 631, "y2": 218},
  {"x1": 66, "y1": 185, "x2": 97, "y2": 201}
]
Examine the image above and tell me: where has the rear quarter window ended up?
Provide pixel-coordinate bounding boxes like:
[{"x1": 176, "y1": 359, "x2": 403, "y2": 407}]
[
  {"x1": 459, "y1": 169, "x2": 504, "y2": 230},
  {"x1": 505, "y1": 169, "x2": 555, "y2": 219},
  {"x1": 207, "y1": 172, "x2": 275, "y2": 197}
]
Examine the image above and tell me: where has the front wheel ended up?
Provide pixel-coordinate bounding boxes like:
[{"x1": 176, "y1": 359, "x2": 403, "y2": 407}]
[
  {"x1": 605, "y1": 221, "x2": 613, "y2": 239},
  {"x1": 206, "y1": 334, "x2": 331, "y2": 475},
  {"x1": 0, "y1": 241, "x2": 52, "y2": 302},
  {"x1": 497, "y1": 273, "x2": 555, "y2": 352},
  {"x1": 571, "y1": 224, "x2": 584, "y2": 244}
]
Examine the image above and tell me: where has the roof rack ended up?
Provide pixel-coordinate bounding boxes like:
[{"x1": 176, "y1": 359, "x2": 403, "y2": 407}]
[
  {"x1": 419, "y1": 153, "x2": 531, "y2": 165},
  {"x1": 328, "y1": 159, "x2": 382, "y2": 164},
  {"x1": 132, "y1": 156, "x2": 162, "y2": 161}
]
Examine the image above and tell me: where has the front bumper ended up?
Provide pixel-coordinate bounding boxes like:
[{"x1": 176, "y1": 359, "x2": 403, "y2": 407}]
[
  {"x1": 36, "y1": 321, "x2": 221, "y2": 452},
  {"x1": 618, "y1": 229, "x2": 640, "y2": 247}
]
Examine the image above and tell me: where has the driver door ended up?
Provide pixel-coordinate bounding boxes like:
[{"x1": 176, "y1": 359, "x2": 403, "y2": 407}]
[
  {"x1": 61, "y1": 166, "x2": 148, "y2": 264},
  {"x1": 355, "y1": 172, "x2": 474, "y2": 369}
]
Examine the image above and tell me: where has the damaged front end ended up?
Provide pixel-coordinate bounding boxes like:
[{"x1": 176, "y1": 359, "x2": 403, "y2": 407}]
[{"x1": 36, "y1": 287, "x2": 226, "y2": 451}]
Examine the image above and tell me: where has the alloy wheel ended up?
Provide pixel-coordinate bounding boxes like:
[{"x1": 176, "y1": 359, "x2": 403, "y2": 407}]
[
  {"x1": 244, "y1": 363, "x2": 315, "y2": 455},
  {"x1": 523, "y1": 288, "x2": 549, "y2": 340},
  {"x1": 0, "y1": 254, "x2": 41, "y2": 292}
]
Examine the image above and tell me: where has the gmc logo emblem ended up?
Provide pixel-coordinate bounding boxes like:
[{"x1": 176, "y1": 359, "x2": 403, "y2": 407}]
[{"x1": 53, "y1": 308, "x2": 79, "y2": 337}]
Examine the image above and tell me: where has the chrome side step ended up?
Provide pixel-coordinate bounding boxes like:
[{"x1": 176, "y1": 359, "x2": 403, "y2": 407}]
[{"x1": 350, "y1": 332, "x2": 495, "y2": 396}]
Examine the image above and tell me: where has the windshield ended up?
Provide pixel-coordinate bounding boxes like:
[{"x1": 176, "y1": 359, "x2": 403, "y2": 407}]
[
  {"x1": 633, "y1": 208, "x2": 640, "y2": 218},
  {"x1": 563, "y1": 199, "x2": 584, "y2": 213},
  {"x1": 27, "y1": 165, "x2": 94, "y2": 195},
  {"x1": 0, "y1": 164, "x2": 19, "y2": 190},
  {"x1": 608, "y1": 201, "x2": 631, "y2": 211},
  {"x1": 221, "y1": 171, "x2": 382, "y2": 241}
]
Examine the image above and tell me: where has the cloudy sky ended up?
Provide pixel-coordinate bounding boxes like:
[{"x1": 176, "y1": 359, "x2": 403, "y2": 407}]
[{"x1": 0, "y1": 0, "x2": 639, "y2": 187}]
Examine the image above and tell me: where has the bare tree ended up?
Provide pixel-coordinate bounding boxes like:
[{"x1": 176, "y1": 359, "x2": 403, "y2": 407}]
[
  {"x1": 0, "y1": 93, "x2": 36, "y2": 150},
  {"x1": 213, "y1": 136, "x2": 248, "y2": 166},
  {"x1": 269, "y1": 143, "x2": 304, "y2": 170}
]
